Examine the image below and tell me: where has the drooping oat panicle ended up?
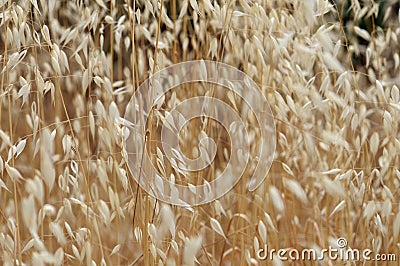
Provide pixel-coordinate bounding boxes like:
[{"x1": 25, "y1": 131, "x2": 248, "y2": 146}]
[{"x1": 0, "y1": 0, "x2": 399, "y2": 264}]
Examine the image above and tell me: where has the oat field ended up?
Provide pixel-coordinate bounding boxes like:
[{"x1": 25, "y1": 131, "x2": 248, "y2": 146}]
[{"x1": 0, "y1": 0, "x2": 400, "y2": 265}]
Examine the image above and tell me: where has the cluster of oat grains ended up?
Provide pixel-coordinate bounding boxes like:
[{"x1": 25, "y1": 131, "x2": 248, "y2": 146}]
[{"x1": 0, "y1": 0, "x2": 399, "y2": 265}]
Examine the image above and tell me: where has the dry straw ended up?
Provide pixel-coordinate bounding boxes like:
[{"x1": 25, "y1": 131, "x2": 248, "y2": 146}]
[{"x1": 0, "y1": 0, "x2": 399, "y2": 265}]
